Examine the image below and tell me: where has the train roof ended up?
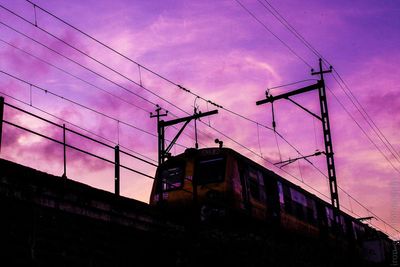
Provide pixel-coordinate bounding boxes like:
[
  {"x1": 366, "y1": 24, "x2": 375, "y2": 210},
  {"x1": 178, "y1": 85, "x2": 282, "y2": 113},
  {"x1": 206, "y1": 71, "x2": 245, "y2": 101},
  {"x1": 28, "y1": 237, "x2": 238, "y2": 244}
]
[{"x1": 163, "y1": 147, "x2": 389, "y2": 239}]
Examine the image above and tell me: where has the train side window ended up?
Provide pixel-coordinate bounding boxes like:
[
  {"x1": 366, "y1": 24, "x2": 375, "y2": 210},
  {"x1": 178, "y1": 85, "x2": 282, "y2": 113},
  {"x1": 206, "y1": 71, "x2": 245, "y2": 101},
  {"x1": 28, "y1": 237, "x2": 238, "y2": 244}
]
[
  {"x1": 290, "y1": 188, "x2": 307, "y2": 220},
  {"x1": 159, "y1": 163, "x2": 185, "y2": 192},
  {"x1": 340, "y1": 215, "x2": 347, "y2": 234},
  {"x1": 306, "y1": 198, "x2": 318, "y2": 224},
  {"x1": 325, "y1": 207, "x2": 334, "y2": 227},
  {"x1": 352, "y1": 221, "x2": 365, "y2": 240},
  {"x1": 277, "y1": 181, "x2": 285, "y2": 208},
  {"x1": 246, "y1": 168, "x2": 266, "y2": 203},
  {"x1": 195, "y1": 156, "x2": 226, "y2": 185},
  {"x1": 283, "y1": 185, "x2": 292, "y2": 213}
]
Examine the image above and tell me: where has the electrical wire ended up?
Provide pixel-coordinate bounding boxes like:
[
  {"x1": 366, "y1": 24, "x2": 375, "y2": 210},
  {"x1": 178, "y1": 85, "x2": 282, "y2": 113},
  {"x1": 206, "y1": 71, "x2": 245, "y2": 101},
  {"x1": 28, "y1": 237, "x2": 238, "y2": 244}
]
[
  {"x1": 258, "y1": 0, "x2": 321, "y2": 59},
  {"x1": 0, "y1": 38, "x2": 150, "y2": 114},
  {"x1": 0, "y1": 20, "x2": 159, "y2": 108},
  {"x1": 0, "y1": 70, "x2": 191, "y2": 150},
  {"x1": 332, "y1": 68, "x2": 400, "y2": 163},
  {"x1": 267, "y1": 79, "x2": 318, "y2": 92},
  {"x1": 19, "y1": 0, "x2": 271, "y2": 128},
  {"x1": 2, "y1": 3, "x2": 304, "y2": 162},
  {"x1": 0, "y1": 90, "x2": 158, "y2": 165},
  {"x1": 256, "y1": 0, "x2": 400, "y2": 171},
  {"x1": 326, "y1": 84, "x2": 400, "y2": 175},
  {"x1": 0, "y1": 19, "x2": 212, "y2": 149},
  {"x1": 245, "y1": 0, "x2": 400, "y2": 237},
  {"x1": 234, "y1": 0, "x2": 312, "y2": 69},
  {"x1": 0, "y1": 38, "x2": 210, "y2": 149},
  {"x1": 1, "y1": 1, "x2": 332, "y2": 160},
  {"x1": 2, "y1": 1, "x2": 398, "y2": 238}
]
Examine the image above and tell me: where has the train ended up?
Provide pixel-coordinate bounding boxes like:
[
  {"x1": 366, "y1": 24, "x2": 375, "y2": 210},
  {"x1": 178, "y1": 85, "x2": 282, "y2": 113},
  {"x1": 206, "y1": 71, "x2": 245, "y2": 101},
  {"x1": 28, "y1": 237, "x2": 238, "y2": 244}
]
[{"x1": 150, "y1": 147, "x2": 395, "y2": 264}]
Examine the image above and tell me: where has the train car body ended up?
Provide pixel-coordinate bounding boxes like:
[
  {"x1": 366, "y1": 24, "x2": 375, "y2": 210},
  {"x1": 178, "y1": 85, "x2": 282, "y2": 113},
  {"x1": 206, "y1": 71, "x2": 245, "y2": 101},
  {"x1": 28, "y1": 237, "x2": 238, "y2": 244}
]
[{"x1": 150, "y1": 147, "x2": 392, "y2": 264}]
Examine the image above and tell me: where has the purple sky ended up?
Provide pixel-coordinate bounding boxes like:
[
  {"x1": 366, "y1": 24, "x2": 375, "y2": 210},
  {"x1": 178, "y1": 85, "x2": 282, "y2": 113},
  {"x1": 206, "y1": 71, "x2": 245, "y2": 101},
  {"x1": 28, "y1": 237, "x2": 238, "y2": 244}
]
[{"x1": 0, "y1": 0, "x2": 399, "y2": 238}]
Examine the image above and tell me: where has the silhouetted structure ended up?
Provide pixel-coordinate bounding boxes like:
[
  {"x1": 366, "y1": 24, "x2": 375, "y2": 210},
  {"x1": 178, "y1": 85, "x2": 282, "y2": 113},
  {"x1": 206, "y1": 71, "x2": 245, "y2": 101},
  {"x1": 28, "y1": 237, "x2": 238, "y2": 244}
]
[
  {"x1": 257, "y1": 59, "x2": 341, "y2": 228},
  {"x1": 1, "y1": 158, "x2": 393, "y2": 266}
]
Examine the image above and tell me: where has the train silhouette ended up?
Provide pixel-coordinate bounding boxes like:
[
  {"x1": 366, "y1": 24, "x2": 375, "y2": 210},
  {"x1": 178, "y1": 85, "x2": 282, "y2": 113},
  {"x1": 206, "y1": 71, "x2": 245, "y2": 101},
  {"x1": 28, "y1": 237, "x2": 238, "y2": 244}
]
[{"x1": 150, "y1": 147, "x2": 394, "y2": 264}]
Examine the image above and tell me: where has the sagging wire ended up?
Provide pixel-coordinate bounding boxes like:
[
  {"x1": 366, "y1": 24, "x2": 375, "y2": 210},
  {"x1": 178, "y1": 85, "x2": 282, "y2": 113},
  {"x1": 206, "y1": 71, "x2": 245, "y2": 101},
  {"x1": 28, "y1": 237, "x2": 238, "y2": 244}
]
[
  {"x1": 256, "y1": 123, "x2": 263, "y2": 157},
  {"x1": 297, "y1": 160, "x2": 304, "y2": 182},
  {"x1": 312, "y1": 116, "x2": 318, "y2": 151},
  {"x1": 267, "y1": 88, "x2": 282, "y2": 162},
  {"x1": 138, "y1": 65, "x2": 143, "y2": 87},
  {"x1": 33, "y1": 3, "x2": 38, "y2": 27}
]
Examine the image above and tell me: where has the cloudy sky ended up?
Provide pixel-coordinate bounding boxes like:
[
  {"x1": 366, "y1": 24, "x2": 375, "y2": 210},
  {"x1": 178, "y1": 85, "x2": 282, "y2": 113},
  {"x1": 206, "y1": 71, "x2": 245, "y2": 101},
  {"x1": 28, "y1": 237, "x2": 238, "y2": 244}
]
[{"x1": 0, "y1": 0, "x2": 399, "y2": 238}]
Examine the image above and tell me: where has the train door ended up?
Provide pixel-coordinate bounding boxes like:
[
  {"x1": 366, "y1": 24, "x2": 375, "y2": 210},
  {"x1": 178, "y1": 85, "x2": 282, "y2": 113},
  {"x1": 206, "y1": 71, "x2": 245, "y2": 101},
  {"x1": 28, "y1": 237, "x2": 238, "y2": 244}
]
[
  {"x1": 238, "y1": 163, "x2": 251, "y2": 215},
  {"x1": 265, "y1": 174, "x2": 280, "y2": 225},
  {"x1": 244, "y1": 166, "x2": 267, "y2": 220}
]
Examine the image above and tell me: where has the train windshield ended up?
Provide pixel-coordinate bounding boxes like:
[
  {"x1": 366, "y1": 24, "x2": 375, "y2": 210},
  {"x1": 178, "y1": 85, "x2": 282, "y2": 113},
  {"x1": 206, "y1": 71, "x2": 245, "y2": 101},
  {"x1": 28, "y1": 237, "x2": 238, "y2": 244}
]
[
  {"x1": 195, "y1": 156, "x2": 226, "y2": 184},
  {"x1": 159, "y1": 163, "x2": 185, "y2": 191}
]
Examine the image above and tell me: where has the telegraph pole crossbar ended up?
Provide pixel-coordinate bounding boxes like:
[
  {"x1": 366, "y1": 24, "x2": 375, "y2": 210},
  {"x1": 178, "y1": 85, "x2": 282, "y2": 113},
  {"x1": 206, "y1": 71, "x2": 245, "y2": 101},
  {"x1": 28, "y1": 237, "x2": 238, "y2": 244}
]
[
  {"x1": 151, "y1": 107, "x2": 218, "y2": 203},
  {"x1": 151, "y1": 108, "x2": 218, "y2": 166},
  {"x1": 311, "y1": 60, "x2": 340, "y2": 221},
  {"x1": 256, "y1": 82, "x2": 321, "y2": 105}
]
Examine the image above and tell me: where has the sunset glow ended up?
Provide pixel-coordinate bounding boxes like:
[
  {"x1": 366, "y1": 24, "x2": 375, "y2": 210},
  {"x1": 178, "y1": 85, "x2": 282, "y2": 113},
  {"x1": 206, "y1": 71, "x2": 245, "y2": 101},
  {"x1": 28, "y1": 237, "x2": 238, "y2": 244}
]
[{"x1": 0, "y1": 0, "x2": 399, "y2": 239}]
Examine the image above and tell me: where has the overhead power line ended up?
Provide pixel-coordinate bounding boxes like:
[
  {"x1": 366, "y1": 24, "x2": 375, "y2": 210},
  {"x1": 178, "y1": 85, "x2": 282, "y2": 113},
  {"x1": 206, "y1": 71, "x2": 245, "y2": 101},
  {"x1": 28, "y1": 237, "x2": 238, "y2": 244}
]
[
  {"x1": 2, "y1": 1, "x2": 280, "y2": 133},
  {"x1": 20, "y1": 0, "x2": 397, "y2": 191},
  {"x1": 0, "y1": 8, "x2": 210, "y2": 150},
  {"x1": 0, "y1": 38, "x2": 150, "y2": 114},
  {"x1": 258, "y1": 0, "x2": 322, "y2": 59},
  {"x1": 0, "y1": 90, "x2": 158, "y2": 165},
  {"x1": 247, "y1": 0, "x2": 400, "y2": 237},
  {"x1": 234, "y1": 0, "x2": 312, "y2": 68},
  {"x1": 0, "y1": 70, "x2": 191, "y2": 150},
  {"x1": 332, "y1": 68, "x2": 400, "y2": 164},
  {"x1": 2, "y1": 0, "x2": 398, "y2": 238},
  {"x1": 326, "y1": 85, "x2": 400, "y2": 175},
  {"x1": 0, "y1": 17, "x2": 322, "y2": 182},
  {"x1": 254, "y1": 0, "x2": 400, "y2": 173},
  {"x1": 0, "y1": 72, "x2": 337, "y2": 228},
  {"x1": 0, "y1": 20, "x2": 159, "y2": 108},
  {"x1": 2, "y1": 2, "x2": 333, "y2": 178},
  {"x1": 0, "y1": 10, "x2": 218, "y2": 148},
  {"x1": 0, "y1": 38, "x2": 210, "y2": 149},
  {"x1": 1, "y1": 5, "x2": 304, "y2": 165},
  {"x1": 267, "y1": 79, "x2": 318, "y2": 92}
]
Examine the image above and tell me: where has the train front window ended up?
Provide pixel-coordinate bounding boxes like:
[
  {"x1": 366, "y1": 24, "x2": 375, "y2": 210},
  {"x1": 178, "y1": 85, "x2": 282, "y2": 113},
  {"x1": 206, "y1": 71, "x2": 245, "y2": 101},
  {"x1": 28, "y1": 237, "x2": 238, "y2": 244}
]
[
  {"x1": 195, "y1": 157, "x2": 225, "y2": 184},
  {"x1": 160, "y1": 165, "x2": 185, "y2": 191}
]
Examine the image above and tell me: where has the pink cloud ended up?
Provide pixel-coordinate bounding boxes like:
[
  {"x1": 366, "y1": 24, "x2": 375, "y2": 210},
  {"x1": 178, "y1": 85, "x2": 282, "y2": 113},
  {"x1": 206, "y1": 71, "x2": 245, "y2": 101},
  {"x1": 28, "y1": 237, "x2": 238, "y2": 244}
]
[{"x1": 0, "y1": 0, "x2": 399, "y2": 237}]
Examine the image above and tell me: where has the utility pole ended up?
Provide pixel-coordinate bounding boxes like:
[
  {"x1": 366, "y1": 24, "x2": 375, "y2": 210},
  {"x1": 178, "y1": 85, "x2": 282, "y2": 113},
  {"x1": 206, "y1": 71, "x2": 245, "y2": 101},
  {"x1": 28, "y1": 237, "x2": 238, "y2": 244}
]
[
  {"x1": 151, "y1": 107, "x2": 218, "y2": 203},
  {"x1": 311, "y1": 59, "x2": 340, "y2": 220},
  {"x1": 150, "y1": 105, "x2": 168, "y2": 165},
  {"x1": 151, "y1": 106, "x2": 218, "y2": 165},
  {"x1": 256, "y1": 59, "x2": 340, "y2": 226}
]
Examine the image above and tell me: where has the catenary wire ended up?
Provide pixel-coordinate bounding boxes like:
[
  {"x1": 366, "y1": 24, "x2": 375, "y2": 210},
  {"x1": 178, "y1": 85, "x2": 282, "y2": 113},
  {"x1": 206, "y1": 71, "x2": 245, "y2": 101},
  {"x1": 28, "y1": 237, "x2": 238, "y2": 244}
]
[
  {"x1": 0, "y1": 38, "x2": 210, "y2": 149},
  {"x1": 332, "y1": 68, "x2": 400, "y2": 162},
  {"x1": 234, "y1": 0, "x2": 312, "y2": 68},
  {"x1": 3, "y1": 1, "x2": 398, "y2": 237},
  {"x1": 326, "y1": 84, "x2": 400, "y2": 175},
  {"x1": 0, "y1": 70, "x2": 191, "y2": 150},
  {"x1": 257, "y1": 0, "x2": 400, "y2": 170},
  {"x1": 0, "y1": 90, "x2": 158, "y2": 165},
  {"x1": 239, "y1": 0, "x2": 400, "y2": 236}
]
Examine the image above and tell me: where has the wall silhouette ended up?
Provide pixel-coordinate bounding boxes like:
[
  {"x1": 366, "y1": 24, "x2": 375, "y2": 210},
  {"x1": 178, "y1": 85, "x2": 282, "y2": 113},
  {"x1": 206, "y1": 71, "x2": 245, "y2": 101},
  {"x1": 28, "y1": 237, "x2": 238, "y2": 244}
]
[{"x1": 0, "y1": 158, "x2": 376, "y2": 266}]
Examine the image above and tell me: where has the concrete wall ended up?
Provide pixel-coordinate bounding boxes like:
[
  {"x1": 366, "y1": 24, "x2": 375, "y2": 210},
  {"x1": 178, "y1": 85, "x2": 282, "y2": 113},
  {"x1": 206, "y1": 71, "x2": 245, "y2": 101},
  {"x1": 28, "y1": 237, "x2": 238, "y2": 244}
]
[
  {"x1": 0, "y1": 159, "x2": 374, "y2": 267},
  {"x1": 0, "y1": 159, "x2": 183, "y2": 266}
]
